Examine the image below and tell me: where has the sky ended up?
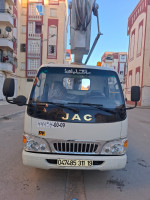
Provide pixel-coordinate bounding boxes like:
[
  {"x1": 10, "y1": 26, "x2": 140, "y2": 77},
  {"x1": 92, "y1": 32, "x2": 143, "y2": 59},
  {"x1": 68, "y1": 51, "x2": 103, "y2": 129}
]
[{"x1": 67, "y1": 0, "x2": 140, "y2": 65}]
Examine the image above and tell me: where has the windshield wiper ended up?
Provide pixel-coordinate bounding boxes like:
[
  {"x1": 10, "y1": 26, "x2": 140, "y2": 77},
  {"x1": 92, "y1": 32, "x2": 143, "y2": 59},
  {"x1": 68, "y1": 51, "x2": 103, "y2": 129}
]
[
  {"x1": 67, "y1": 103, "x2": 116, "y2": 114},
  {"x1": 31, "y1": 101, "x2": 79, "y2": 113}
]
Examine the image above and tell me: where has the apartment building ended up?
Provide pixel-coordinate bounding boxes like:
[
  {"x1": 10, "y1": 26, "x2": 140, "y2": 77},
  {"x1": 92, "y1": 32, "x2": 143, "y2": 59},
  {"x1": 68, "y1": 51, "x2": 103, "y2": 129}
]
[
  {"x1": 16, "y1": 0, "x2": 68, "y2": 97},
  {"x1": 0, "y1": 0, "x2": 18, "y2": 100},
  {"x1": 101, "y1": 52, "x2": 128, "y2": 89},
  {"x1": 125, "y1": 0, "x2": 150, "y2": 106}
]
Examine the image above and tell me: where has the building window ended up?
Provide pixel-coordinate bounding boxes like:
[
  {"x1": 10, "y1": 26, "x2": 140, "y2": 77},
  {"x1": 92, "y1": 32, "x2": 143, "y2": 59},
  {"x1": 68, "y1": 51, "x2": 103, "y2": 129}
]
[
  {"x1": 50, "y1": 8, "x2": 57, "y2": 17},
  {"x1": 48, "y1": 25, "x2": 57, "y2": 58},
  {"x1": 20, "y1": 44, "x2": 26, "y2": 52},
  {"x1": 136, "y1": 67, "x2": 140, "y2": 86},
  {"x1": 130, "y1": 29, "x2": 135, "y2": 60},
  {"x1": 21, "y1": 62, "x2": 25, "y2": 71},
  {"x1": 22, "y1": 7, "x2": 27, "y2": 15},
  {"x1": 35, "y1": 22, "x2": 42, "y2": 34},
  {"x1": 29, "y1": 3, "x2": 43, "y2": 16},
  {"x1": 28, "y1": 59, "x2": 40, "y2": 70},
  {"x1": 48, "y1": 45, "x2": 56, "y2": 56},
  {"x1": 137, "y1": 20, "x2": 143, "y2": 56},
  {"x1": 21, "y1": 25, "x2": 26, "y2": 34},
  {"x1": 119, "y1": 54, "x2": 127, "y2": 62},
  {"x1": 29, "y1": 4, "x2": 35, "y2": 16},
  {"x1": 28, "y1": 22, "x2": 35, "y2": 34},
  {"x1": 28, "y1": 40, "x2": 40, "y2": 54},
  {"x1": 36, "y1": 4, "x2": 43, "y2": 16}
]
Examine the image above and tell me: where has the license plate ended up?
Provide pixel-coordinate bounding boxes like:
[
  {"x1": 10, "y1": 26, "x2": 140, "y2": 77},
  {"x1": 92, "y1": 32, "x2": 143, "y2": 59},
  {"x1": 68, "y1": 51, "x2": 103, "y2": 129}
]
[{"x1": 57, "y1": 159, "x2": 93, "y2": 167}]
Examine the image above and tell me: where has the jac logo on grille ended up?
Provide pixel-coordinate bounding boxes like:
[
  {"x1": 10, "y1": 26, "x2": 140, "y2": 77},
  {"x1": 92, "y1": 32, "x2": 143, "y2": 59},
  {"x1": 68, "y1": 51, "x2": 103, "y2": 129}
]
[{"x1": 62, "y1": 114, "x2": 92, "y2": 122}]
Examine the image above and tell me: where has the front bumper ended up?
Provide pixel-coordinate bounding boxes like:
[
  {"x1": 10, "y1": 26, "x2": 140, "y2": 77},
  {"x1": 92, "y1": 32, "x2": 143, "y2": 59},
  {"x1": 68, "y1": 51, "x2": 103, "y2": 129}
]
[{"x1": 22, "y1": 150, "x2": 127, "y2": 171}]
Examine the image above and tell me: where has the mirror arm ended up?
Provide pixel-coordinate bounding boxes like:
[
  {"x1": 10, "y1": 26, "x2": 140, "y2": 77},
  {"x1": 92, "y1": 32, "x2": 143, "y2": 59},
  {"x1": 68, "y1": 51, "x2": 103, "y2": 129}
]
[
  {"x1": 6, "y1": 97, "x2": 16, "y2": 105},
  {"x1": 126, "y1": 102, "x2": 137, "y2": 110}
]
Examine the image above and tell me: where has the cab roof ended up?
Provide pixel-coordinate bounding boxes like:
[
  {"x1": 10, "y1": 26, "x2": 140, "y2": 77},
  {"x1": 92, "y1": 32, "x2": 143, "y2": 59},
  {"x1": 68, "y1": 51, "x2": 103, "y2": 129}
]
[{"x1": 39, "y1": 63, "x2": 116, "y2": 72}]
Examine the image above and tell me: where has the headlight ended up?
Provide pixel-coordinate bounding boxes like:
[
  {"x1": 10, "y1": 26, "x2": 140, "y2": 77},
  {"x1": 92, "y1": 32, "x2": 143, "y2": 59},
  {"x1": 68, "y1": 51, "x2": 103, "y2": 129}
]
[
  {"x1": 23, "y1": 134, "x2": 51, "y2": 153},
  {"x1": 101, "y1": 138, "x2": 128, "y2": 155}
]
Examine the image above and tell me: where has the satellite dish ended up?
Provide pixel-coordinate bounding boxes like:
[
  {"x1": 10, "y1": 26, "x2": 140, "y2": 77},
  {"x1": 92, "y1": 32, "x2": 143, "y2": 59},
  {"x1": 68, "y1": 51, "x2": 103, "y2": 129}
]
[{"x1": 5, "y1": 26, "x2": 12, "y2": 32}]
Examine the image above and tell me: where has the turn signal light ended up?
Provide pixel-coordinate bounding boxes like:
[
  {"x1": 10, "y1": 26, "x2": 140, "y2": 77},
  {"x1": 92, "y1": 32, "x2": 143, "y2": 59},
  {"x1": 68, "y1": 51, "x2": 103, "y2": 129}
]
[
  {"x1": 124, "y1": 140, "x2": 128, "y2": 148},
  {"x1": 23, "y1": 135, "x2": 27, "y2": 144}
]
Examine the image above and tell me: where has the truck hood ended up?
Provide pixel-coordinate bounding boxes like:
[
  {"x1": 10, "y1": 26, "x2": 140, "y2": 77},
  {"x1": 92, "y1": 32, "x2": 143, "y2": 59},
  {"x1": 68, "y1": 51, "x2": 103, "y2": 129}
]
[{"x1": 24, "y1": 116, "x2": 124, "y2": 142}]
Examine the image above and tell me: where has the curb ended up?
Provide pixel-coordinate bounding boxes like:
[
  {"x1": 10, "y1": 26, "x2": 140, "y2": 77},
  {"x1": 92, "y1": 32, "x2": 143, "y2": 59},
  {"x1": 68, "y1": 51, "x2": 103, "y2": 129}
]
[
  {"x1": 0, "y1": 111, "x2": 25, "y2": 120},
  {"x1": 136, "y1": 106, "x2": 150, "y2": 109}
]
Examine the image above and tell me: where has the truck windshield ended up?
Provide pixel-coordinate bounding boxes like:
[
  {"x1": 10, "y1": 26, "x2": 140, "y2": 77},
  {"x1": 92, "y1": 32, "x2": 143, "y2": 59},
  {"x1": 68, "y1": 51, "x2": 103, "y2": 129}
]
[{"x1": 29, "y1": 67, "x2": 125, "y2": 109}]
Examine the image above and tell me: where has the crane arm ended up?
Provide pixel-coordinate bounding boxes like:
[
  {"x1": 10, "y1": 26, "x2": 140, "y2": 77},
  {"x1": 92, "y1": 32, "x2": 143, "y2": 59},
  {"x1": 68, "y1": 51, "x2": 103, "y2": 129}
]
[{"x1": 69, "y1": 0, "x2": 101, "y2": 64}]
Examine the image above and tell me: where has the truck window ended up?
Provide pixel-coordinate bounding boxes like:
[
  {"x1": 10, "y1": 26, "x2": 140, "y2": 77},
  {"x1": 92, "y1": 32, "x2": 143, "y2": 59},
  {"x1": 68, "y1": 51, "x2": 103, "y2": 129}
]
[
  {"x1": 30, "y1": 67, "x2": 124, "y2": 109},
  {"x1": 28, "y1": 67, "x2": 126, "y2": 123}
]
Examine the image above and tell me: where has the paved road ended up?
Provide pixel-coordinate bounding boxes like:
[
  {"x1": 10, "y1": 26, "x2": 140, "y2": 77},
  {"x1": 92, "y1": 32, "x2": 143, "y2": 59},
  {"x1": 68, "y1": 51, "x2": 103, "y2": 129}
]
[
  {"x1": 0, "y1": 108, "x2": 150, "y2": 200},
  {"x1": 0, "y1": 101, "x2": 25, "y2": 119}
]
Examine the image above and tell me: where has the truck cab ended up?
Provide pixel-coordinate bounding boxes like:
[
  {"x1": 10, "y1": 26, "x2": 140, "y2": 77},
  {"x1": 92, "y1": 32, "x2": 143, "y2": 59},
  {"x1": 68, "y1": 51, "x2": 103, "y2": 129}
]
[
  {"x1": 3, "y1": 63, "x2": 141, "y2": 170},
  {"x1": 22, "y1": 63, "x2": 129, "y2": 170}
]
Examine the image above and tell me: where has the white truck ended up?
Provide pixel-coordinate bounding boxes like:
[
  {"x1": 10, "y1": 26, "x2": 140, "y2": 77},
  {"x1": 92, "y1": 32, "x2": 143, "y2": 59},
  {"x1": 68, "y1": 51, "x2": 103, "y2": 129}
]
[{"x1": 3, "y1": 0, "x2": 140, "y2": 170}]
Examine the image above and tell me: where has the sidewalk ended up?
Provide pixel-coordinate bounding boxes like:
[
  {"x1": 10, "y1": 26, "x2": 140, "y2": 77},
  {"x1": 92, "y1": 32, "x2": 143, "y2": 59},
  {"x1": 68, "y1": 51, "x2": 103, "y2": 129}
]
[
  {"x1": 126, "y1": 104, "x2": 150, "y2": 109},
  {"x1": 0, "y1": 101, "x2": 25, "y2": 119}
]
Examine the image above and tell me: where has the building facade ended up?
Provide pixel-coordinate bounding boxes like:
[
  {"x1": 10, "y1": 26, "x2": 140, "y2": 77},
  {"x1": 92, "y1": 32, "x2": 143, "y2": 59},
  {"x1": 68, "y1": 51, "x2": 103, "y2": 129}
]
[
  {"x1": 101, "y1": 52, "x2": 128, "y2": 89},
  {"x1": 0, "y1": 0, "x2": 18, "y2": 100},
  {"x1": 125, "y1": 0, "x2": 150, "y2": 106},
  {"x1": 16, "y1": 0, "x2": 68, "y2": 97}
]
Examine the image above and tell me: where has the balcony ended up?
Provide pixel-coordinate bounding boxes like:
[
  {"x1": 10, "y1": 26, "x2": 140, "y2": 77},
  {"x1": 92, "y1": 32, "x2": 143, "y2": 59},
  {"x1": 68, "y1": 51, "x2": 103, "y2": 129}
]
[
  {"x1": 0, "y1": 10, "x2": 14, "y2": 27},
  {"x1": 0, "y1": 62, "x2": 13, "y2": 73},
  {"x1": 6, "y1": 0, "x2": 14, "y2": 6},
  {"x1": 0, "y1": 34, "x2": 15, "y2": 50}
]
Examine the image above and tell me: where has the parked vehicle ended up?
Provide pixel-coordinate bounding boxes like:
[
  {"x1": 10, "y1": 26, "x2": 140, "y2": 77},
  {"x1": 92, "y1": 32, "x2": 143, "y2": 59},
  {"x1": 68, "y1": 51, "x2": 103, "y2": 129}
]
[{"x1": 3, "y1": 63, "x2": 140, "y2": 170}]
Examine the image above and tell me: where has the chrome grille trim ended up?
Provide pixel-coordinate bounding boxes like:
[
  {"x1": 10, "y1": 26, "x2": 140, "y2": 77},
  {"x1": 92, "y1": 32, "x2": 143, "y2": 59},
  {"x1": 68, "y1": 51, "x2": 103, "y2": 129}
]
[{"x1": 46, "y1": 139, "x2": 104, "y2": 155}]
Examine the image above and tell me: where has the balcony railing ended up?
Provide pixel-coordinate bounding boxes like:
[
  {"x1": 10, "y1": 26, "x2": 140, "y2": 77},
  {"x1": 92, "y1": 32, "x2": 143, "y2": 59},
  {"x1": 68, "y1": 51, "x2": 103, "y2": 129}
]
[
  {"x1": 28, "y1": 52, "x2": 41, "y2": 58},
  {"x1": 0, "y1": 9, "x2": 14, "y2": 27},
  {"x1": 28, "y1": 15, "x2": 42, "y2": 21},
  {"x1": 1, "y1": 53, "x2": 14, "y2": 64},
  {"x1": 0, "y1": 61, "x2": 13, "y2": 72},
  {"x1": 0, "y1": 33, "x2": 10, "y2": 39},
  {"x1": 27, "y1": 70, "x2": 37, "y2": 77},
  {"x1": 0, "y1": 9, "x2": 14, "y2": 18},
  {"x1": 28, "y1": 33, "x2": 41, "y2": 39},
  {"x1": 0, "y1": 37, "x2": 13, "y2": 50},
  {"x1": 0, "y1": 34, "x2": 17, "y2": 42}
]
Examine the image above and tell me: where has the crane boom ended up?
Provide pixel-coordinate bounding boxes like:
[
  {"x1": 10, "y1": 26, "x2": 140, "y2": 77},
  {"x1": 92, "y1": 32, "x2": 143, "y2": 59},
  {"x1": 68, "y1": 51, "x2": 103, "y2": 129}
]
[{"x1": 69, "y1": 0, "x2": 101, "y2": 64}]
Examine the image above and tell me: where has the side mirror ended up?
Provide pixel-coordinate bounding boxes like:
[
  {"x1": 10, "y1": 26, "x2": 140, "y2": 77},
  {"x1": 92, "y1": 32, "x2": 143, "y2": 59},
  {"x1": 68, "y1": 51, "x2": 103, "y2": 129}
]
[
  {"x1": 131, "y1": 86, "x2": 140, "y2": 102},
  {"x1": 3, "y1": 78, "x2": 15, "y2": 97},
  {"x1": 13, "y1": 95, "x2": 27, "y2": 106},
  {"x1": 126, "y1": 86, "x2": 140, "y2": 110}
]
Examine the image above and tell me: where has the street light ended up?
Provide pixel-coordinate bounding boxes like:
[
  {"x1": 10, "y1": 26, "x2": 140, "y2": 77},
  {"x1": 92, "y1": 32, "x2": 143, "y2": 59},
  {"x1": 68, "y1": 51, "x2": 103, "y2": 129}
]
[{"x1": 41, "y1": 34, "x2": 57, "y2": 46}]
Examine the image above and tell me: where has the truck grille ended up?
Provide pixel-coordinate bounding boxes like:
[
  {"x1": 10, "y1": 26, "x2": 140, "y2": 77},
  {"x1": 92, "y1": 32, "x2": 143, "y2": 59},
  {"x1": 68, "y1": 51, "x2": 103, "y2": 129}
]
[{"x1": 53, "y1": 142, "x2": 99, "y2": 154}]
